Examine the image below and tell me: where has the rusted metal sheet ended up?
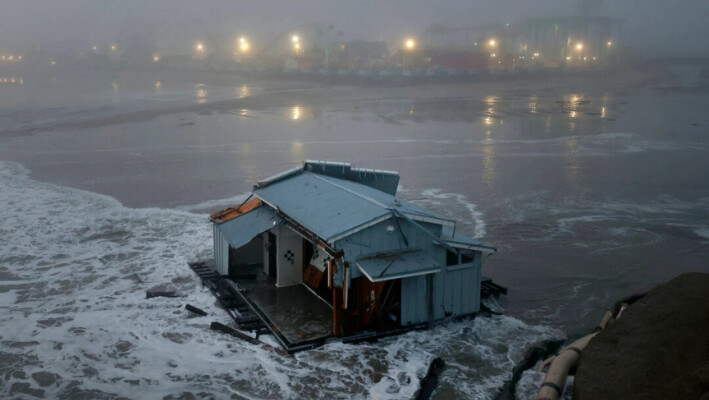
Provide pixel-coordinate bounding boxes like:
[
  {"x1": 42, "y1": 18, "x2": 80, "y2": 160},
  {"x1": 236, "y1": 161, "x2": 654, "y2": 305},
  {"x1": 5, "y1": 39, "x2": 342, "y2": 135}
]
[
  {"x1": 303, "y1": 264, "x2": 324, "y2": 289},
  {"x1": 350, "y1": 277, "x2": 386, "y2": 329},
  {"x1": 210, "y1": 197, "x2": 262, "y2": 223}
]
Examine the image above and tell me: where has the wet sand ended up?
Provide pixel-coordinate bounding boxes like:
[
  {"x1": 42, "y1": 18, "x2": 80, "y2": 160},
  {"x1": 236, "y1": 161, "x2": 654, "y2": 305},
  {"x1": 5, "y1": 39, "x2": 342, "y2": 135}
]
[{"x1": 0, "y1": 67, "x2": 661, "y2": 137}]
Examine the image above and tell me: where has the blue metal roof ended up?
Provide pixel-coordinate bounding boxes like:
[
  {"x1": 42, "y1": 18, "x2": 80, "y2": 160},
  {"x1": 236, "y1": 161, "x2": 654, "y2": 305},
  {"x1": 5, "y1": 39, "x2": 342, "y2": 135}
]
[
  {"x1": 356, "y1": 250, "x2": 440, "y2": 282},
  {"x1": 216, "y1": 206, "x2": 282, "y2": 250},
  {"x1": 254, "y1": 171, "x2": 449, "y2": 243},
  {"x1": 441, "y1": 226, "x2": 497, "y2": 253},
  {"x1": 254, "y1": 172, "x2": 389, "y2": 242}
]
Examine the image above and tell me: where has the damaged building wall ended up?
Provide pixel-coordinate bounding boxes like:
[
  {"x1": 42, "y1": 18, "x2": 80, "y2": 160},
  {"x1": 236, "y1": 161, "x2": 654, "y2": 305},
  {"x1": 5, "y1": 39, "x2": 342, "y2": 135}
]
[
  {"x1": 334, "y1": 216, "x2": 481, "y2": 327},
  {"x1": 213, "y1": 223, "x2": 230, "y2": 275}
]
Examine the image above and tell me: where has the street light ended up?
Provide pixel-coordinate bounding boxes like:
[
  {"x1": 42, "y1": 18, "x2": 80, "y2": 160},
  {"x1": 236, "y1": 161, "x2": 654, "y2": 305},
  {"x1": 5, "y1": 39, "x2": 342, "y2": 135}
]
[
  {"x1": 239, "y1": 37, "x2": 250, "y2": 52},
  {"x1": 196, "y1": 42, "x2": 204, "y2": 52},
  {"x1": 292, "y1": 35, "x2": 299, "y2": 43},
  {"x1": 403, "y1": 38, "x2": 416, "y2": 73},
  {"x1": 153, "y1": 55, "x2": 160, "y2": 62},
  {"x1": 607, "y1": 41, "x2": 613, "y2": 47},
  {"x1": 576, "y1": 42, "x2": 583, "y2": 51}
]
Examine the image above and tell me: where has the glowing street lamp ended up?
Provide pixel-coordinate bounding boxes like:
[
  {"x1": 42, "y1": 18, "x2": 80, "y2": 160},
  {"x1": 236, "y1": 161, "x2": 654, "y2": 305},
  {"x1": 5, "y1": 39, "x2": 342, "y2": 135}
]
[
  {"x1": 607, "y1": 41, "x2": 613, "y2": 47},
  {"x1": 239, "y1": 37, "x2": 250, "y2": 53},
  {"x1": 153, "y1": 54, "x2": 160, "y2": 62},
  {"x1": 488, "y1": 39, "x2": 497, "y2": 47},
  {"x1": 110, "y1": 44, "x2": 117, "y2": 51},
  {"x1": 403, "y1": 38, "x2": 416, "y2": 73},
  {"x1": 575, "y1": 42, "x2": 584, "y2": 51},
  {"x1": 196, "y1": 42, "x2": 205, "y2": 52},
  {"x1": 292, "y1": 35, "x2": 299, "y2": 44}
]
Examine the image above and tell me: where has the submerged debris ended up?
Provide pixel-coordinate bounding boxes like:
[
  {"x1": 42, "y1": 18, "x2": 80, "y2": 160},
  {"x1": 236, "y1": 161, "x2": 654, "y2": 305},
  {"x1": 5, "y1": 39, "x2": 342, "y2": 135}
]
[
  {"x1": 415, "y1": 357, "x2": 446, "y2": 400},
  {"x1": 185, "y1": 304, "x2": 208, "y2": 316}
]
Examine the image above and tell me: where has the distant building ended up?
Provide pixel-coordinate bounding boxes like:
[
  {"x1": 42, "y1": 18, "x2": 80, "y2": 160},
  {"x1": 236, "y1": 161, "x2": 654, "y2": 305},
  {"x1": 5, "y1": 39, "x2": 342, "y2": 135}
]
[
  {"x1": 429, "y1": 50, "x2": 489, "y2": 71},
  {"x1": 338, "y1": 41, "x2": 389, "y2": 70},
  {"x1": 208, "y1": 161, "x2": 496, "y2": 351},
  {"x1": 516, "y1": 17, "x2": 622, "y2": 67},
  {"x1": 421, "y1": 17, "x2": 622, "y2": 70}
]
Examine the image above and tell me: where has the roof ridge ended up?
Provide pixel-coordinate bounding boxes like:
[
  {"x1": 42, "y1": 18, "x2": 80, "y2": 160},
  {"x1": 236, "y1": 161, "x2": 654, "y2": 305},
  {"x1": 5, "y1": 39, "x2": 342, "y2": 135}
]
[{"x1": 308, "y1": 172, "x2": 392, "y2": 210}]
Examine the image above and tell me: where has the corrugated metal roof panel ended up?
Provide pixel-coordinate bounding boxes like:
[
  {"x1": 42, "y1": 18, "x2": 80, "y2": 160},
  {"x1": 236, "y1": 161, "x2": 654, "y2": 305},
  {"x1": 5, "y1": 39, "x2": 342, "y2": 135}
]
[
  {"x1": 442, "y1": 226, "x2": 497, "y2": 253},
  {"x1": 356, "y1": 250, "x2": 440, "y2": 282},
  {"x1": 217, "y1": 206, "x2": 282, "y2": 250},
  {"x1": 254, "y1": 171, "x2": 452, "y2": 242},
  {"x1": 254, "y1": 171, "x2": 391, "y2": 241},
  {"x1": 304, "y1": 160, "x2": 400, "y2": 196},
  {"x1": 256, "y1": 166, "x2": 303, "y2": 188}
]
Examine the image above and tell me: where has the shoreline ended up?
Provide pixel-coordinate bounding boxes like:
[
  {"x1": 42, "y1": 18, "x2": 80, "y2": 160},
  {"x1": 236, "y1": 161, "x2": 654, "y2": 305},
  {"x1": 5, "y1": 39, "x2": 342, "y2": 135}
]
[{"x1": 0, "y1": 66, "x2": 669, "y2": 138}]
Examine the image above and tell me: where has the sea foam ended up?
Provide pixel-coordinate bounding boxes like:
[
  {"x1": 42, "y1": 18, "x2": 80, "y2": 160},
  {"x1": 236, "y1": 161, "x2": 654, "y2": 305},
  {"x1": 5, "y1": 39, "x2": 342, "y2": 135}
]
[{"x1": 0, "y1": 161, "x2": 560, "y2": 399}]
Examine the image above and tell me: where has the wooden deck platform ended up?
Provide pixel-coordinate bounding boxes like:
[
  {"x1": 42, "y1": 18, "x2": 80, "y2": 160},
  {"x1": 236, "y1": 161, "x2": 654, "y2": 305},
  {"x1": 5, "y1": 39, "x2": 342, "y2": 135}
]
[
  {"x1": 189, "y1": 261, "x2": 508, "y2": 353},
  {"x1": 189, "y1": 261, "x2": 333, "y2": 353}
]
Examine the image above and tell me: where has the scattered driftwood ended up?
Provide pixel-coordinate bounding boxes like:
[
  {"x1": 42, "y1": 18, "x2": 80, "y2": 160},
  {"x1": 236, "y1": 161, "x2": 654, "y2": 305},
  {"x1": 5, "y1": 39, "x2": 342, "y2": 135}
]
[
  {"x1": 210, "y1": 321, "x2": 289, "y2": 356},
  {"x1": 210, "y1": 321, "x2": 260, "y2": 344},
  {"x1": 415, "y1": 357, "x2": 446, "y2": 400},
  {"x1": 145, "y1": 290, "x2": 178, "y2": 299},
  {"x1": 146, "y1": 283, "x2": 181, "y2": 299},
  {"x1": 185, "y1": 304, "x2": 208, "y2": 316}
]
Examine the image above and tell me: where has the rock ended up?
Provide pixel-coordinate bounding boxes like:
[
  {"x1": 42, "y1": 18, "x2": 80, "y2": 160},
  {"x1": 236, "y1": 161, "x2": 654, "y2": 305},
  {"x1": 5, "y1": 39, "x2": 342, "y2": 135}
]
[
  {"x1": 574, "y1": 272, "x2": 709, "y2": 400},
  {"x1": 700, "y1": 366, "x2": 709, "y2": 389},
  {"x1": 31, "y1": 371, "x2": 60, "y2": 387},
  {"x1": 9, "y1": 382, "x2": 44, "y2": 398}
]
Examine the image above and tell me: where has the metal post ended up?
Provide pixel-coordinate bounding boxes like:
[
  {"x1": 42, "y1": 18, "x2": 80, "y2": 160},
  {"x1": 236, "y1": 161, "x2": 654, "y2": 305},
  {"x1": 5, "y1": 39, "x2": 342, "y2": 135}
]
[{"x1": 427, "y1": 274, "x2": 434, "y2": 327}]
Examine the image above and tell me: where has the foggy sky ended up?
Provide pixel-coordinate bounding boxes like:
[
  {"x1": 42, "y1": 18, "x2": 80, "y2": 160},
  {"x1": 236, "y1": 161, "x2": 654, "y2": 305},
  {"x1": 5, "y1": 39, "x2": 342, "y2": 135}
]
[{"x1": 2, "y1": 0, "x2": 708, "y2": 57}]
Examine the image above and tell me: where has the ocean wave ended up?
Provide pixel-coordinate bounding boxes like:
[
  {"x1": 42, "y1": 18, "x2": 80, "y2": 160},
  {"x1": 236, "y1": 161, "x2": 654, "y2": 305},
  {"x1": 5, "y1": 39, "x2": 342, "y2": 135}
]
[
  {"x1": 0, "y1": 160, "x2": 557, "y2": 399},
  {"x1": 415, "y1": 188, "x2": 487, "y2": 239}
]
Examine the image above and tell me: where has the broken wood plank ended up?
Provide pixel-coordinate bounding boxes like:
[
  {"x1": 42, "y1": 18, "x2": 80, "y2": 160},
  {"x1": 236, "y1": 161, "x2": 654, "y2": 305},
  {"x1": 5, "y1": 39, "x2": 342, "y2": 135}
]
[
  {"x1": 185, "y1": 304, "x2": 208, "y2": 316},
  {"x1": 210, "y1": 321, "x2": 260, "y2": 345},
  {"x1": 145, "y1": 290, "x2": 178, "y2": 299},
  {"x1": 209, "y1": 321, "x2": 289, "y2": 356}
]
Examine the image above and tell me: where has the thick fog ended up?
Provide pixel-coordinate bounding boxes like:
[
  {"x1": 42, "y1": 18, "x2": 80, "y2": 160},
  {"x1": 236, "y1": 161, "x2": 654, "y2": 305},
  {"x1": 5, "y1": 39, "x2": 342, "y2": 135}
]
[{"x1": 2, "y1": 0, "x2": 708, "y2": 57}]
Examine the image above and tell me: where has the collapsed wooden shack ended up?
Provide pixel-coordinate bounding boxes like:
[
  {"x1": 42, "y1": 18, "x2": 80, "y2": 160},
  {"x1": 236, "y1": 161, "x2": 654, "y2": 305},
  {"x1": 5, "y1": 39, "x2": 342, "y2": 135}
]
[{"x1": 205, "y1": 161, "x2": 497, "y2": 352}]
